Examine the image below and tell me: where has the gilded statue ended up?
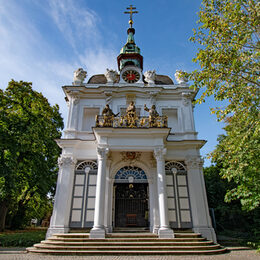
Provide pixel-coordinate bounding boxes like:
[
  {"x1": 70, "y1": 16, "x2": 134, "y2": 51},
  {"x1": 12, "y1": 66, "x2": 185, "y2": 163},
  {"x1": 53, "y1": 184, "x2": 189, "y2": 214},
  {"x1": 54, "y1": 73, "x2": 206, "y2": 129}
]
[
  {"x1": 144, "y1": 104, "x2": 159, "y2": 127},
  {"x1": 126, "y1": 101, "x2": 137, "y2": 127},
  {"x1": 101, "y1": 104, "x2": 119, "y2": 127}
]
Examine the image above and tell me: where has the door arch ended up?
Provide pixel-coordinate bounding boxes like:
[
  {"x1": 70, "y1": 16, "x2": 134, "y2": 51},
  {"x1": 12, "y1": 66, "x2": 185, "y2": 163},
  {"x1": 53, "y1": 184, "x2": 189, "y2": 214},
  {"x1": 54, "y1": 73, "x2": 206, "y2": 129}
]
[{"x1": 114, "y1": 166, "x2": 149, "y2": 227}]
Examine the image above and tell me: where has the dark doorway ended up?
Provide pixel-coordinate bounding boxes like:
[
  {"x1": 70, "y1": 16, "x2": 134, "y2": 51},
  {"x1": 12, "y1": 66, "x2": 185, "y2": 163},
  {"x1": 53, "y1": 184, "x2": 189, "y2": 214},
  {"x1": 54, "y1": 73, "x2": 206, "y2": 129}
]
[{"x1": 115, "y1": 183, "x2": 149, "y2": 227}]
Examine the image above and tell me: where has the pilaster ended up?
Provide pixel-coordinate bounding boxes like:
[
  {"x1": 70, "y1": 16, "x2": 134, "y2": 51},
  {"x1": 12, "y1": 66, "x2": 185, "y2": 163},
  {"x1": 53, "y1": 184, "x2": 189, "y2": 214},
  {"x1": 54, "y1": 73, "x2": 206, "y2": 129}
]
[
  {"x1": 65, "y1": 91, "x2": 80, "y2": 138},
  {"x1": 186, "y1": 156, "x2": 217, "y2": 242},
  {"x1": 46, "y1": 156, "x2": 76, "y2": 238}
]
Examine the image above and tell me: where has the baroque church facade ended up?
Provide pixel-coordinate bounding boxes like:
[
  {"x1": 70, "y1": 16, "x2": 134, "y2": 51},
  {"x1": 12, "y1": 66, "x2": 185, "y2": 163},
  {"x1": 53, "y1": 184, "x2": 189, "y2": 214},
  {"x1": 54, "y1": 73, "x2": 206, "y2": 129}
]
[{"x1": 46, "y1": 9, "x2": 216, "y2": 242}]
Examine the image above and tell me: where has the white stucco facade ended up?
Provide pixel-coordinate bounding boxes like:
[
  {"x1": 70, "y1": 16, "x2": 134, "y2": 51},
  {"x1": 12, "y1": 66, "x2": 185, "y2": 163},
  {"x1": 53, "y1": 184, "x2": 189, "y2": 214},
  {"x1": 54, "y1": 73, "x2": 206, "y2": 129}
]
[{"x1": 46, "y1": 21, "x2": 216, "y2": 242}]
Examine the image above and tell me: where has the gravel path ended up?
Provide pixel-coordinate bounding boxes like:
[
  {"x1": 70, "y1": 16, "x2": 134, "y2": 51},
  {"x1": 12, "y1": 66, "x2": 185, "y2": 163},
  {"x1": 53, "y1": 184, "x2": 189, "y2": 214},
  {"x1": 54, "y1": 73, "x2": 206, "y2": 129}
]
[{"x1": 0, "y1": 247, "x2": 259, "y2": 260}]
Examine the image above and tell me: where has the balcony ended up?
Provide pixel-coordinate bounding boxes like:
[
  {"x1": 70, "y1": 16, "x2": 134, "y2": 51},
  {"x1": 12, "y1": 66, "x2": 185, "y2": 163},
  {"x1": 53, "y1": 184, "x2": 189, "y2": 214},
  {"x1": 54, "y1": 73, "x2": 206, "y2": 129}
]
[{"x1": 95, "y1": 115, "x2": 168, "y2": 128}]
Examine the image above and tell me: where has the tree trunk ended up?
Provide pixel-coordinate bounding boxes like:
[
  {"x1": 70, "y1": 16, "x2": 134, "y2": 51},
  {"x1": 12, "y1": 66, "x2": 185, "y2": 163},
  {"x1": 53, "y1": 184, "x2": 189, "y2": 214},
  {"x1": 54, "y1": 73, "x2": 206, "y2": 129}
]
[{"x1": 0, "y1": 202, "x2": 8, "y2": 231}]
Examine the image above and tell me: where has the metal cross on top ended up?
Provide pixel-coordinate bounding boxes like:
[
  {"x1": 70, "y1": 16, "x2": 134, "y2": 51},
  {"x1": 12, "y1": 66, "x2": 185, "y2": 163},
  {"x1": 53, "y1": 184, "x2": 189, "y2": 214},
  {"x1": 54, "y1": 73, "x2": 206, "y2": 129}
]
[{"x1": 124, "y1": 5, "x2": 138, "y2": 28}]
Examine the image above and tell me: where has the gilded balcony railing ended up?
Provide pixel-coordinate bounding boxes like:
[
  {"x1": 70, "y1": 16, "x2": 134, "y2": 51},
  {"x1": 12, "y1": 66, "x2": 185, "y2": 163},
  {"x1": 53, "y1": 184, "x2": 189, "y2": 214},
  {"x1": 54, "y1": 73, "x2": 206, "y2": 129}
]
[{"x1": 95, "y1": 115, "x2": 168, "y2": 128}]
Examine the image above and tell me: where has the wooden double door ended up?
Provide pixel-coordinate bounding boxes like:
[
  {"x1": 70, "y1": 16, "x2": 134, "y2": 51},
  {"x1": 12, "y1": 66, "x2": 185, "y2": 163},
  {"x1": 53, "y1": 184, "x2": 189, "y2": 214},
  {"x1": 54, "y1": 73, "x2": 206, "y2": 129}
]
[{"x1": 114, "y1": 183, "x2": 149, "y2": 227}]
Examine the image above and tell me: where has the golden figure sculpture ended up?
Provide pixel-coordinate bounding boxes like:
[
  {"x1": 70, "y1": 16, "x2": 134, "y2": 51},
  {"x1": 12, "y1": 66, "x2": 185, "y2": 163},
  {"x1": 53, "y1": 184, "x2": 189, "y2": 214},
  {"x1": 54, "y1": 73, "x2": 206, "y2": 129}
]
[
  {"x1": 101, "y1": 104, "x2": 119, "y2": 127},
  {"x1": 144, "y1": 104, "x2": 159, "y2": 127},
  {"x1": 126, "y1": 101, "x2": 137, "y2": 127}
]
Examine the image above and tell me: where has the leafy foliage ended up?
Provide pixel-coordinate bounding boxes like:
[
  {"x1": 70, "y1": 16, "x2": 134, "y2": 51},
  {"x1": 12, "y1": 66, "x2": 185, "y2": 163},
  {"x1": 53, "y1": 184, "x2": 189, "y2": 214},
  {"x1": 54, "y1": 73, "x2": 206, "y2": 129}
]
[
  {"x1": 0, "y1": 80, "x2": 63, "y2": 230},
  {"x1": 204, "y1": 165, "x2": 260, "y2": 248},
  {"x1": 190, "y1": 0, "x2": 260, "y2": 210},
  {"x1": 0, "y1": 230, "x2": 46, "y2": 247}
]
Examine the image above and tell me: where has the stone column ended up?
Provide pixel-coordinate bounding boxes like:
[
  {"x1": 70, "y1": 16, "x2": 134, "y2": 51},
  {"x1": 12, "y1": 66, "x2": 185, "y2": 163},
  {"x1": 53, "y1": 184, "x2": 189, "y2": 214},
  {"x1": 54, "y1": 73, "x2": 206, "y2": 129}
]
[
  {"x1": 186, "y1": 156, "x2": 217, "y2": 242},
  {"x1": 46, "y1": 156, "x2": 76, "y2": 238},
  {"x1": 154, "y1": 148, "x2": 174, "y2": 238},
  {"x1": 104, "y1": 158, "x2": 113, "y2": 233},
  {"x1": 90, "y1": 147, "x2": 109, "y2": 238}
]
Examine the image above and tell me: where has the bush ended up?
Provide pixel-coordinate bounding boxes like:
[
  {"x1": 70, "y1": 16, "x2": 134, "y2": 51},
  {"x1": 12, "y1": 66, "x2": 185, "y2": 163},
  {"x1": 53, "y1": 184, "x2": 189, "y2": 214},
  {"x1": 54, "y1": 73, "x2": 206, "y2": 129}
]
[{"x1": 0, "y1": 230, "x2": 46, "y2": 247}]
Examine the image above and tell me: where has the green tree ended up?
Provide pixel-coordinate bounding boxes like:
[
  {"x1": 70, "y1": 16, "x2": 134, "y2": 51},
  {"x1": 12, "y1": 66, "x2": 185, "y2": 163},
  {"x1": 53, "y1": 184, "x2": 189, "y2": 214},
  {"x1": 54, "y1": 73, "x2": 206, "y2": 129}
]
[
  {"x1": 189, "y1": 0, "x2": 260, "y2": 210},
  {"x1": 0, "y1": 80, "x2": 63, "y2": 231},
  {"x1": 204, "y1": 165, "x2": 260, "y2": 243}
]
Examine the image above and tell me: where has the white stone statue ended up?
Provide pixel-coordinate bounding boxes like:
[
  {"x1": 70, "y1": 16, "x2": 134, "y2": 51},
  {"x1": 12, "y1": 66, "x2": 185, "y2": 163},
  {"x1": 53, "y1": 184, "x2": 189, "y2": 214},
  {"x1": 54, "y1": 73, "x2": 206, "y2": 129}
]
[
  {"x1": 174, "y1": 70, "x2": 188, "y2": 84},
  {"x1": 144, "y1": 70, "x2": 156, "y2": 84},
  {"x1": 105, "y1": 69, "x2": 118, "y2": 83},
  {"x1": 73, "y1": 68, "x2": 87, "y2": 85}
]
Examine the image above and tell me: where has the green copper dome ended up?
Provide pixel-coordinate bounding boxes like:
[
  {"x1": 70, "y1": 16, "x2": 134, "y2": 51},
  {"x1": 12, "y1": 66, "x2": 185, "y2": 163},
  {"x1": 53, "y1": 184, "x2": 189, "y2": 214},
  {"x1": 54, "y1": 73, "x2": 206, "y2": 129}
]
[
  {"x1": 120, "y1": 28, "x2": 141, "y2": 54},
  {"x1": 117, "y1": 28, "x2": 143, "y2": 71}
]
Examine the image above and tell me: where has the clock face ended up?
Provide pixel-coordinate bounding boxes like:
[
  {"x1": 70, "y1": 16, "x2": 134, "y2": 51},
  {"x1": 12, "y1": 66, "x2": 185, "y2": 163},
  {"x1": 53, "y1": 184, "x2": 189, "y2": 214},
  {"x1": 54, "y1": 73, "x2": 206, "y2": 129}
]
[{"x1": 122, "y1": 70, "x2": 140, "y2": 83}]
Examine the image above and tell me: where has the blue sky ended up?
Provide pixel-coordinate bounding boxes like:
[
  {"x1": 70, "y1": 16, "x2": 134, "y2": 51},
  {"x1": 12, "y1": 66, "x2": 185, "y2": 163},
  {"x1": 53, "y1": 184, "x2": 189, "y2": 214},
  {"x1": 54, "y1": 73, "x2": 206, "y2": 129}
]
[{"x1": 0, "y1": 0, "x2": 225, "y2": 166}]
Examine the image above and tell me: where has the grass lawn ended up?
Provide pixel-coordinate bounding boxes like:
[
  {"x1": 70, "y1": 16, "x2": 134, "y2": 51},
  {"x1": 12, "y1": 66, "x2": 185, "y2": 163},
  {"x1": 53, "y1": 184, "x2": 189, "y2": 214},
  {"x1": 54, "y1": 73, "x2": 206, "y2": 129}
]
[{"x1": 0, "y1": 229, "x2": 46, "y2": 247}]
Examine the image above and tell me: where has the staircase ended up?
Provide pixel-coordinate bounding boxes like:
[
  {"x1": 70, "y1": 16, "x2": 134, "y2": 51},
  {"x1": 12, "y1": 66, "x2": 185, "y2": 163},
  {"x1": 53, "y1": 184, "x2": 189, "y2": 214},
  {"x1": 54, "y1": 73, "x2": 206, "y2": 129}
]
[{"x1": 27, "y1": 230, "x2": 227, "y2": 255}]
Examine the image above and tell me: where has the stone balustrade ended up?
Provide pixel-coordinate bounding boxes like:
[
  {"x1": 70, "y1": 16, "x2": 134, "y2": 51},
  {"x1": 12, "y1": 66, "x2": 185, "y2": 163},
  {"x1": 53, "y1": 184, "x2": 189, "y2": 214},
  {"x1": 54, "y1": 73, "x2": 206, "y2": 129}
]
[{"x1": 95, "y1": 115, "x2": 168, "y2": 128}]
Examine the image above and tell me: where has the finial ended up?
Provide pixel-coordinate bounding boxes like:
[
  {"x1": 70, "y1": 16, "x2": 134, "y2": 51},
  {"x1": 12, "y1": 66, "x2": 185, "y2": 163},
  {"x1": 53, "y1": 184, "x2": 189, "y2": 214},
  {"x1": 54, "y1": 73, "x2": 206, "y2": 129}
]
[{"x1": 124, "y1": 5, "x2": 138, "y2": 28}]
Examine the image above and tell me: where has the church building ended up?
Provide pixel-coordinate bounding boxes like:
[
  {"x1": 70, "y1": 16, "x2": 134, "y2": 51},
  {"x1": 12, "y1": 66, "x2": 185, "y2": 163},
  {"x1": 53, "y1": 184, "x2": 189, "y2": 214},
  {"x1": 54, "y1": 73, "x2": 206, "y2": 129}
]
[{"x1": 46, "y1": 6, "x2": 216, "y2": 242}]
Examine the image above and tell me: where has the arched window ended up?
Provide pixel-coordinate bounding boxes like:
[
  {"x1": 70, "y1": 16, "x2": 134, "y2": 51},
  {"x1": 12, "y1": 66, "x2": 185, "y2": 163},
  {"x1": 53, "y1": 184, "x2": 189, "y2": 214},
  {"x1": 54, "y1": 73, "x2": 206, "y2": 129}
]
[
  {"x1": 115, "y1": 166, "x2": 147, "y2": 183},
  {"x1": 165, "y1": 161, "x2": 186, "y2": 172},
  {"x1": 70, "y1": 160, "x2": 98, "y2": 228},
  {"x1": 76, "y1": 160, "x2": 98, "y2": 171},
  {"x1": 165, "y1": 161, "x2": 192, "y2": 229}
]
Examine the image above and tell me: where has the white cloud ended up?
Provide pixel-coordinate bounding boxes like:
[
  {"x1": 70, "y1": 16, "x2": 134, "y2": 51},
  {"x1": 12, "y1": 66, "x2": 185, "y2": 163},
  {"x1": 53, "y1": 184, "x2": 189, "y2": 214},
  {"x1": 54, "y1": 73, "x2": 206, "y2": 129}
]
[
  {"x1": 0, "y1": 0, "x2": 118, "y2": 126},
  {"x1": 47, "y1": 0, "x2": 101, "y2": 52}
]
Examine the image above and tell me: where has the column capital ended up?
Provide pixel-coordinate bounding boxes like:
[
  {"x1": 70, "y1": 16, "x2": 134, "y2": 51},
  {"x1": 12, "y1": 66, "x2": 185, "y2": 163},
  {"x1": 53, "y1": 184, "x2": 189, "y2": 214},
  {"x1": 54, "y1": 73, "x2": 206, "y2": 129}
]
[
  {"x1": 154, "y1": 147, "x2": 167, "y2": 161},
  {"x1": 58, "y1": 155, "x2": 77, "y2": 168},
  {"x1": 97, "y1": 147, "x2": 109, "y2": 160},
  {"x1": 68, "y1": 91, "x2": 80, "y2": 105},
  {"x1": 185, "y1": 156, "x2": 204, "y2": 170}
]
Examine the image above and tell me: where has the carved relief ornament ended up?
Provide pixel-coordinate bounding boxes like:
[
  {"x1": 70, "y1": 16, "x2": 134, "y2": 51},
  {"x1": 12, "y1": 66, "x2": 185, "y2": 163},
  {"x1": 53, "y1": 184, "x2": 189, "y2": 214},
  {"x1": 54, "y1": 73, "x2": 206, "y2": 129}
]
[
  {"x1": 185, "y1": 156, "x2": 204, "y2": 170},
  {"x1": 58, "y1": 156, "x2": 77, "y2": 168},
  {"x1": 182, "y1": 93, "x2": 192, "y2": 106},
  {"x1": 121, "y1": 152, "x2": 141, "y2": 165}
]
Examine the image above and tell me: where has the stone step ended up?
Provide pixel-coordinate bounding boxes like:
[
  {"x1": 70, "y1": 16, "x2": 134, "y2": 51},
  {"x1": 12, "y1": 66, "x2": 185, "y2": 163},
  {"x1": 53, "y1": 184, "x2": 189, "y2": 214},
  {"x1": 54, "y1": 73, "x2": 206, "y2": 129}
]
[
  {"x1": 106, "y1": 233, "x2": 158, "y2": 238},
  {"x1": 34, "y1": 243, "x2": 222, "y2": 251},
  {"x1": 53, "y1": 232, "x2": 201, "y2": 239},
  {"x1": 48, "y1": 237, "x2": 207, "y2": 242},
  {"x1": 42, "y1": 240, "x2": 214, "y2": 246},
  {"x1": 53, "y1": 233, "x2": 90, "y2": 238},
  {"x1": 106, "y1": 232, "x2": 201, "y2": 238},
  {"x1": 27, "y1": 248, "x2": 227, "y2": 255},
  {"x1": 113, "y1": 228, "x2": 150, "y2": 233},
  {"x1": 27, "y1": 231, "x2": 226, "y2": 256}
]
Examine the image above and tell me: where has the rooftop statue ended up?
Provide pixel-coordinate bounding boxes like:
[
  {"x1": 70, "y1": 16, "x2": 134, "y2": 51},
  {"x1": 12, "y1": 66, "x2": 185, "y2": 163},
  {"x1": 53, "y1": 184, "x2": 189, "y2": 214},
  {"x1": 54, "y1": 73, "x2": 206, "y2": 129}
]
[
  {"x1": 144, "y1": 70, "x2": 156, "y2": 84},
  {"x1": 105, "y1": 69, "x2": 118, "y2": 83},
  {"x1": 174, "y1": 70, "x2": 188, "y2": 84},
  {"x1": 73, "y1": 68, "x2": 87, "y2": 85}
]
